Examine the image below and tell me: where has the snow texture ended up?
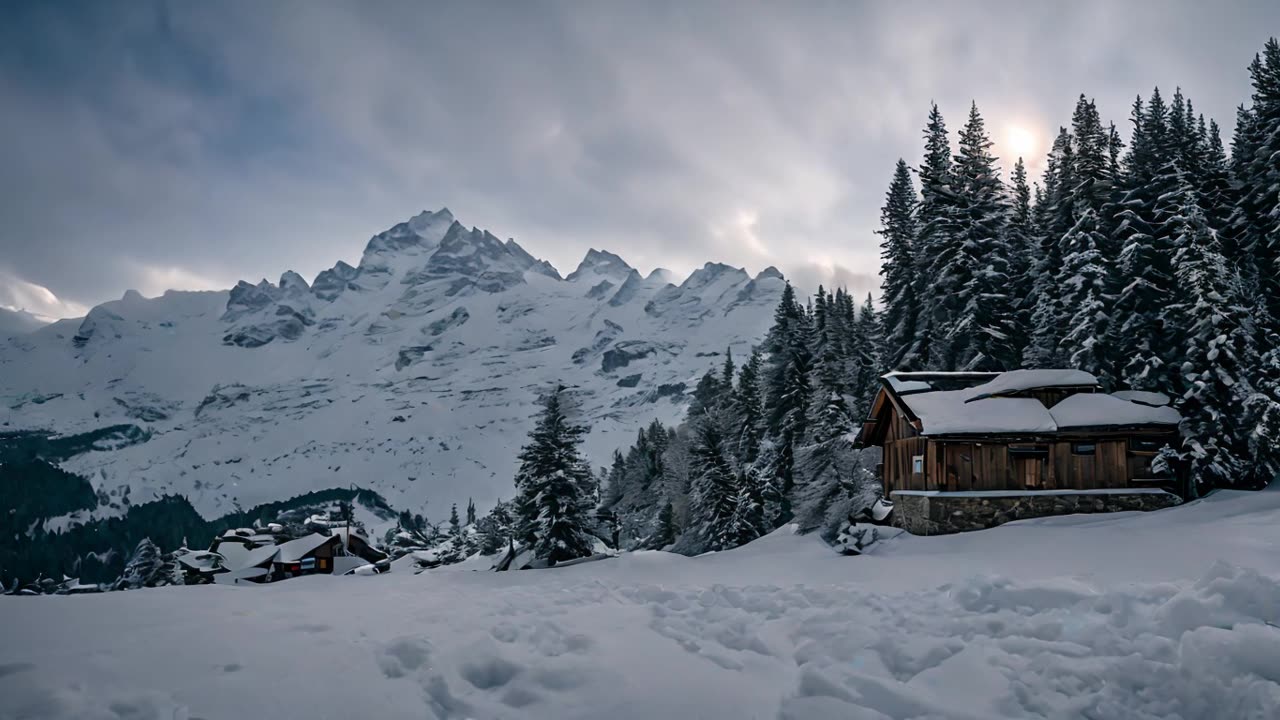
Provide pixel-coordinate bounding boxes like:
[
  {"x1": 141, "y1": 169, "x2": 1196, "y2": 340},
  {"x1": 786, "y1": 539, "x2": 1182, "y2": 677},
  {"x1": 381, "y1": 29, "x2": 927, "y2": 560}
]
[{"x1": 3, "y1": 487, "x2": 1279, "y2": 719}]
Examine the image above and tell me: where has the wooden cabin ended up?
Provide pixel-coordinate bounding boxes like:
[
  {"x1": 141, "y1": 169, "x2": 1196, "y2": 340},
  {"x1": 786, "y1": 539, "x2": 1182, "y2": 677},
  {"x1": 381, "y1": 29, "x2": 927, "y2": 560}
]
[{"x1": 856, "y1": 370, "x2": 1186, "y2": 532}]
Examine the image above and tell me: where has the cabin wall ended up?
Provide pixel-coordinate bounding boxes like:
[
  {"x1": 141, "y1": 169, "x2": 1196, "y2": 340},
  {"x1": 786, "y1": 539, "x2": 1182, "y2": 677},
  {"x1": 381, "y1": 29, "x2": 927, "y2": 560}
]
[
  {"x1": 884, "y1": 437, "x2": 928, "y2": 492},
  {"x1": 883, "y1": 433, "x2": 1177, "y2": 494}
]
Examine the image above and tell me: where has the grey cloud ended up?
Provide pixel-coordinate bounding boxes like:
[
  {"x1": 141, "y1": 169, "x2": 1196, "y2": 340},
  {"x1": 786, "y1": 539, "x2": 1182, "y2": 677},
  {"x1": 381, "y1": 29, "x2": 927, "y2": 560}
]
[{"x1": 0, "y1": 0, "x2": 1275, "y2": 316}]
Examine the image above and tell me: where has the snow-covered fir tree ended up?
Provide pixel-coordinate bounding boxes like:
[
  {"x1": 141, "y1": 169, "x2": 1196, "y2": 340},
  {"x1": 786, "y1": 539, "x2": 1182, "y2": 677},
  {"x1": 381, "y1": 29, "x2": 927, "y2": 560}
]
[
  {"x1": 1165, "y1": 185, "x2": 1256, "y2": 489},
  {"x1": 877, "y1": 159, "x2": 921, "y2": 370},
  {"x1": 113, "y1": 538, "x2": 181, "y2": 591},
  {"x1": 513, "y1": 386, "x2": 595, "y2": 564},
  {"x1": 677, "y1": 415, "x2": 744, "y2": 554},
  {"x1": 947, "y1": 102, "x2": 1017, "y2": 371},
  {"x1": 733, "y1": 346, "x2": 766, "y2": 465}
]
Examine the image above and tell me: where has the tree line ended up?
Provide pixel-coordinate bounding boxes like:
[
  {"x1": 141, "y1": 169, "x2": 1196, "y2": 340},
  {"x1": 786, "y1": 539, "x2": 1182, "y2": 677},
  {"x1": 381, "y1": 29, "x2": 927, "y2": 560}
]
[{"x1": 506, "y1": 283, "x2": 885, "y2": 562}]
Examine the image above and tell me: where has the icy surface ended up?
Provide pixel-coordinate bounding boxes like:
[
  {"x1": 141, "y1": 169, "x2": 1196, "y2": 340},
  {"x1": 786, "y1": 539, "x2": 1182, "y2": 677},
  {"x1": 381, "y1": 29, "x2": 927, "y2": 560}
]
[{"x1": 3, "y1": 487, "x2": 1279, "y2": 719}]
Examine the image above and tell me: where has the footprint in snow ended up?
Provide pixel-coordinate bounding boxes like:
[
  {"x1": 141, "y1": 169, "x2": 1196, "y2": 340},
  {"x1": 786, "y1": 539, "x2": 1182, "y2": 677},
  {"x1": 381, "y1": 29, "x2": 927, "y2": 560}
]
[{"x1": 377, "y1": 636, "x2": 433, "y2": 679}]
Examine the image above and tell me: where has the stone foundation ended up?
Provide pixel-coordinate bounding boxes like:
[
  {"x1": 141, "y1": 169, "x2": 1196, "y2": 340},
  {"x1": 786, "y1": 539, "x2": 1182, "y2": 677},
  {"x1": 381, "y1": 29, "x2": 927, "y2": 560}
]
[{"x1": 890, "y1": 489, "x2": 1183, "y2": 535}]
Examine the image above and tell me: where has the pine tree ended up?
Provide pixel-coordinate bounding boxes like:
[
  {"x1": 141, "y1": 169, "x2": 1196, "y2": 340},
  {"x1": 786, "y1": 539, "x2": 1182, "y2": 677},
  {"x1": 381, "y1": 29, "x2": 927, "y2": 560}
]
[
  {"x1": 1230, "y1": 39, "x2": 1280, "y2": 338},
  {"x1": 1058, "y1": 209, "x2": 1113, "y2": 379},
  {"x1": 465, "y1": 498, "x2": 476, "y2": 526},
  {"x1": 914, "y1": 103, "x2": 957, "y2": 369},
  {"x1": 721, "y1": 347, "x2": 735, "y2": 389},
  {"x1": 448, "y1": 503, "x2": 461, "y2": 538},
  {"x1": 808, "y1": 321, "x2": 851, "y2": 444},
  {"x1": 1069, "y1": 95, "x2": 1112, "y2": 215},
  {"x1": 512, "y1": 386, "x2": 595, "y2": 564},
  {"x1": 852, "y1": 294, "x2": 884, "y2": 421},
  {"x1": 684, "y1": 417, "x2": 742, "y2": 553},
  {"x1": 1024, "y1": 128, "x2": 1074, "y2": 367},
  {"x1": 476, "y1": 501, "x2": 515, "y2": 556},
  {"x1": 1112, "y1": 91, "x2": 1180, "y2": 390},
  {"x1": 1166, "y1": 185, "x2": 1256, "y2": 488},
  {"x1": 763, "y1": 282, "x2": 812, "y2": 439},
  {"x1": 113, "y1": 538, "x2": 180, "y2": 590},
  {"x1": 877, "y1": 159, "x2": 922, "y2": 369},
  {"x1": 724, "y1": 468, "x2": 765, "y2": 547},
  {"x1": 688, "y1": 370, "x2": 724, "y2": 420},
  {"x1": 639, "y1": 502, "x2": 670, "y2": 549},
  {"x1": 948, "y1": 102, "x2": 1017, "y2": 370},
  {"x1": 733, "y1": 347, "x2": 765, "y2": 465},
  {"x1": 1006, "y1": 157, "x2": 1035, "y2": 361}
]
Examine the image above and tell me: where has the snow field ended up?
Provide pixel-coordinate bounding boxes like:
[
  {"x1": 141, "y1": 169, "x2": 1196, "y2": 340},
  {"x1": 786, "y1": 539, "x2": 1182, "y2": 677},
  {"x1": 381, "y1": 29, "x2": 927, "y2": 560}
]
[{"x1": 2, "y1": 488, "x2": 1279, "y2": 719}]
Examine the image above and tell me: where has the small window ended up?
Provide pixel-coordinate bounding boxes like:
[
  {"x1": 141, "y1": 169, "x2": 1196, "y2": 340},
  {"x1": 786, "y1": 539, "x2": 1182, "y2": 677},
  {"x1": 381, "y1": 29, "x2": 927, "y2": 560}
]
[
  {"x1": 1072, "y1": 442, "x2": 1096, "y2": 456},
  {"x1": 1130, "y1": 438, "x2": 1162, "y2": 454},
  {"x1": 1008, "y1": 445, "x2": 1049, "y2": 458},
  {"x1": 912, "y1": 455, "x2": 924, "y2": 474}
]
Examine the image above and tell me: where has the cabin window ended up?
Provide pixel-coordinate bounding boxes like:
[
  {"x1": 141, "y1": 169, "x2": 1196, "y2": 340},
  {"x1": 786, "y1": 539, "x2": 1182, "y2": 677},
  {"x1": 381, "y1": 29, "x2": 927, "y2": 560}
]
[
  {"x1": 1129, "y1": 438, "x2": 1162, "y2": 454},
  {"x1": 1008, "y1": 445, "x2": 1049, "y2": 458},
  {"x1": 911, "y1": 455, "x2": 924, "y2": 474},
  {"x1": 1072, "y1": 442, "x2": 1096, "y2": 455}
]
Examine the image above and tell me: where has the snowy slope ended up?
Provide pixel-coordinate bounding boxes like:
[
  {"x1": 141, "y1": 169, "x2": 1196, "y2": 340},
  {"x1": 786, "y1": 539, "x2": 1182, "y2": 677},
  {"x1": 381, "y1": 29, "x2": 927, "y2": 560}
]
[
  {"x1": 3, "y1": 486, "x2": 1278, "y2": 719},
  {"x1": 0, "y1": 209, "x2": 786, "y2": 521},
  {"x1": 0, "y1": 307, "x2": 46, "y2": 339}
]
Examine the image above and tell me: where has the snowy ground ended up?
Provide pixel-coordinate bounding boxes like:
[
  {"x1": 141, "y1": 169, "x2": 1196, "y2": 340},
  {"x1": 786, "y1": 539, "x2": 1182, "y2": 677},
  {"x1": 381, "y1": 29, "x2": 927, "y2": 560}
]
[{"x1": 3, "y1": 488, "x2": 1279, "y2": 720}]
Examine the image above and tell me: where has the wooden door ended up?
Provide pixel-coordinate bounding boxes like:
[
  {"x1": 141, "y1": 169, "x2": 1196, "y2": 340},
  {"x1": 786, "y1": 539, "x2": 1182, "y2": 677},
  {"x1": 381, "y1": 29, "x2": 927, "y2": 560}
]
[{"x1": 1014, "y1": 456, "x2": 1044, "y2": 489}]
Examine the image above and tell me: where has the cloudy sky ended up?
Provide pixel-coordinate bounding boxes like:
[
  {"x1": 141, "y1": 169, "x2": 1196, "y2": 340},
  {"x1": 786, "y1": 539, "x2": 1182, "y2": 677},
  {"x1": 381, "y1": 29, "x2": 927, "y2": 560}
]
[{"x1": 1, "y1": 0, "x2": 1276, "y2": 320}]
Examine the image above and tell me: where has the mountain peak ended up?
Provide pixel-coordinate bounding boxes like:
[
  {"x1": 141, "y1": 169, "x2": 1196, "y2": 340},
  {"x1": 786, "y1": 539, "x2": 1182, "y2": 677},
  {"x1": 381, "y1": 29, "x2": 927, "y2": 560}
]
[
  {"x1": 755, "y1": 266, "x2": 784, "y2": 281},
  {"x1": 359, "y1": 208, "x2": 457, "y2": 272},
  {"x1": 567, "y1": 248, "x2": 633, "y2": 282},
  {"x1": 408, "y1": 207, "x2": 454, "y2": 235}
]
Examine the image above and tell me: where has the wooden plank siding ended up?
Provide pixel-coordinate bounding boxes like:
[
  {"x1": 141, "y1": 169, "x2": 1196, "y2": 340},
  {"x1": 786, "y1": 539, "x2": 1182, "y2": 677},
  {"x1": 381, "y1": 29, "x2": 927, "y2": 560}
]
[{"x1": 880, "y1": 430, "x2": 1178, "y2": 493}]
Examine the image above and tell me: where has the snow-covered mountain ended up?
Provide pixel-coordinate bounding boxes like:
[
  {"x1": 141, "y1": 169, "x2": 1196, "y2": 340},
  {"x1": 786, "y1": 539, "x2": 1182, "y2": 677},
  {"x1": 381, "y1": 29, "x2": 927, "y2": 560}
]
[
  {"x1": 0, "y1": 208, "x2": 787, "y2": 521},
  {"x1": 0, "y1": 307, "x2": 47, "y2": 339}
]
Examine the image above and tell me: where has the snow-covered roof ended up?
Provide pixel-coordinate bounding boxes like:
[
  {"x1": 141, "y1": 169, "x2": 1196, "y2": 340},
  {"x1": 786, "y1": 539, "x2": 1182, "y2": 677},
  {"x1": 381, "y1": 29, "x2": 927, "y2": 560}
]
[
  {"x1": 236, "y1": 544, "x2": 281, "y2": 571},
  {"x1": 1049, "y1": 393, "x2": 1181, "y2": 429},
  {"x1": 1111, "y1": 390, "x2": 1171, "y2": 407},
  {"x1": 176, "y1": 551, "x2": 223, "y2": 571},
  {"x1": 962, "y1": 369, "x2": 1098, "y2": 402},
  {"x1": 907, "y1": 391, "x2": 1059, "y2": 435},
  {"x1": 275, "y1": 533, "x2": 338, "y2": 563},
  {"x1": 897, "y1": 388, "x2": 1181, "y2": 436},
  {"x1": 883, "y1": 375, "x2": 934, "y2": 395}
]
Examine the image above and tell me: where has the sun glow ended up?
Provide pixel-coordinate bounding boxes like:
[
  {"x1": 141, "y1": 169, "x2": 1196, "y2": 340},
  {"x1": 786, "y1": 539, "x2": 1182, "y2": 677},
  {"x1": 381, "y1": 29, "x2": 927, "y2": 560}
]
[{"x1": 1005, "y1": 124, "x2": 1040, "y2": 162}]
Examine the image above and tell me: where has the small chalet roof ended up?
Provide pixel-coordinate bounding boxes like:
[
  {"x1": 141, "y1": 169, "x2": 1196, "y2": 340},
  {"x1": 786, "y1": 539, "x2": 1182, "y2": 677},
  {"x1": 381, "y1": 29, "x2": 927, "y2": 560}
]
[
  {"x1": 275, "y1": 533, "x2": 339, "y2": 563},
  {"x1": 237, "y1": 544, "x2": 281, "y2": 570},
  {"x1": 869, "y1": 369, "x2": 1181, "y2": 439}
]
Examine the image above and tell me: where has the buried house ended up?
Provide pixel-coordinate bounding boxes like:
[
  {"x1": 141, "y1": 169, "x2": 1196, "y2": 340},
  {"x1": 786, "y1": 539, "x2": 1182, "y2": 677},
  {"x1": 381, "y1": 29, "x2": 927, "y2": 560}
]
[
  {"x1": 855, "y1": 370, "x2": 1186, "y2": 534},
  {"x1": 209, "y1": 527, "x2": 389, "y2": 583}
]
